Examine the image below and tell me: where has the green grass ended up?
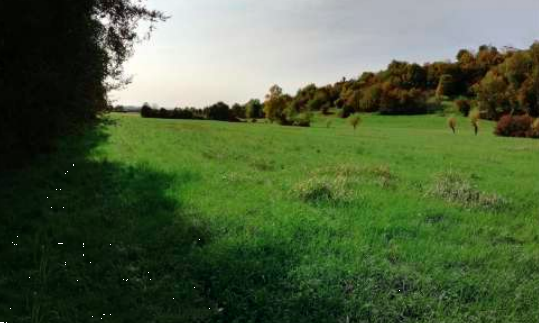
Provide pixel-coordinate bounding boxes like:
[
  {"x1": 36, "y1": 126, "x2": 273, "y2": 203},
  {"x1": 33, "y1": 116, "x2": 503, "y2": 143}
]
[{"x1": 2, "y1": 113, "x2": 538, "y2": 322}]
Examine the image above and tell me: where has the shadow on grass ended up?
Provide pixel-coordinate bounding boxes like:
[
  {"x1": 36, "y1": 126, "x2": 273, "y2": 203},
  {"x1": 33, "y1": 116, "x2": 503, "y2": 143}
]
[
  {"x1": 0, "y1": 122, "x2": 218, "y2": 322},
  {"x1": 0, "y1": 119, "x2": 498, "y2": 323}
]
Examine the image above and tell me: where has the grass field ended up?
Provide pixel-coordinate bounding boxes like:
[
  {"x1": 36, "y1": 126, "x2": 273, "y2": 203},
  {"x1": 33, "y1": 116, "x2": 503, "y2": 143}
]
[{"x1": 2, "y1": 113, "x2": 538, "y2": 322}]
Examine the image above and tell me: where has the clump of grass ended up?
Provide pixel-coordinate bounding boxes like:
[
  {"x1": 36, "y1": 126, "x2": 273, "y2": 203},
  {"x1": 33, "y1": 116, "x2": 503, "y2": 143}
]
[
  {"x1": 221, "y1": 172, "x2": 250, "y2": 183},
  {"x1": 311, "y1": 163, "x2": 397, "y2": 188},
  {"x1": 250, "y1": 158, "x2": 276, "y2": 171},
  {"x1": 326, "y1": 120, "x2": 332, "y2": 128},
  {"x1": 428, "y1": 170, "x2": 508, "y2": 211},
  {"x1": 470, "y1": 110, "x2": 480, "y2": 135},
  {"x1": 367, "y1": 165, "x2": 395, "y2": 188},
  {"x1": 292, "y1": 176, "x2": 353, "y2": 204},
  {"x1": 447, "y1": 117, "x2": 457, "y2": 134}
]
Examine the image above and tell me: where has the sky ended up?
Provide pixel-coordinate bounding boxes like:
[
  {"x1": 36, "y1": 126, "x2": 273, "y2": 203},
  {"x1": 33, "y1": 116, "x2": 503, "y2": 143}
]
[{"x1": 111, "y1": 0, "x2": 539, "y2": 108}]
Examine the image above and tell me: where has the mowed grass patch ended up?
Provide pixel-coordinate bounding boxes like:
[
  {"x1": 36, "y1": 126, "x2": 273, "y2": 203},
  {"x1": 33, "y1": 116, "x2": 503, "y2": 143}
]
[{"x1": 2, "y1": 113, "x2": 539, "y2": 322}]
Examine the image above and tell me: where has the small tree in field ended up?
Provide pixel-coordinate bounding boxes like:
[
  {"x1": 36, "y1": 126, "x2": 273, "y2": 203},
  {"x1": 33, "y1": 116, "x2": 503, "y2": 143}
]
[
  {"x1": 533, "y1": 118, "x2": 539, "y2": 136},
  {"x1": 448, "y1": 117, "x2": 457, "y2": 134},
  {"x1": 470, "y1": 110, "x2": 480, "y2": 135},
  {"x1": 349, "y1": 114, "x2": 362, "y2": 131}
]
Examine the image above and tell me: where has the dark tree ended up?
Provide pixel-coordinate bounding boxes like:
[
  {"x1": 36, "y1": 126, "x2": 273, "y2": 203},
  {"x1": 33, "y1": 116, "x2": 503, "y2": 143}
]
[
  {"x1": 207, "y1": 102, "x2": 232, "y2": 121},
  {"x1": 0, "y1": 0, "x2": 167, "y2": 167}
]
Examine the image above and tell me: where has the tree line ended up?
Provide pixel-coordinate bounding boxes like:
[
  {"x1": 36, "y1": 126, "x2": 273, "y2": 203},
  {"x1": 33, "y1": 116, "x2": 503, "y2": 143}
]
[
  {"x1": 138, "y1": 42, "x2": 539, "y2": 136},
  {"x1": 265, "y1": 43, "x2": 539, "y2": 122},
  {"x1": 140, "y1": 99, "x2": 265, "y2": 122}
]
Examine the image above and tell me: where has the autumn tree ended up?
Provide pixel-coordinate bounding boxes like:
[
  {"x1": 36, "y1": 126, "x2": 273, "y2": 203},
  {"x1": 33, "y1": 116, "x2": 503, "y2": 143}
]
[
  {"x1": 473, "y1": 71, "x2": 510, "y2": 119},
  {"x1": 264, "y1": 85, "x2": 291, "y2": 124},
  {"x1": 436, "y1": 74, "x2": 455, "y2": 98}
]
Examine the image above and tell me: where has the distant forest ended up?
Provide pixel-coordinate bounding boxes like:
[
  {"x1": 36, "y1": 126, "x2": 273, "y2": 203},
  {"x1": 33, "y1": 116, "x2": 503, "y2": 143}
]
[{"x1": 136, "y1": 42, "x2": 539, "y2": 135}]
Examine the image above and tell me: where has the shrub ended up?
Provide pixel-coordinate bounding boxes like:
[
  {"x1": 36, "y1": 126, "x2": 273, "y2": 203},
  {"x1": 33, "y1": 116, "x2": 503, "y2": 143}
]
[
  {"x1": 428, "y1": 171, "x2": 508, "y2": 211},
  {"x1": 455, "y1": 99, "x2": 472, "y2": 117},
  {"x1": 495, "y1": 114, "x2": 536, "y2": 138},
  {"x1": 447, "y1": 117, "x2": 457, "y2": 134},
  {"x1": 339, "y1": 105, "x2": 354, "y2": 118},
  {"x1": 470, "y1": 110, "x2": 480, "y2": 135},
  {"x1": 289, "y1": 112, "x2": 312, "y2": 127},
  {"x1": 532, "y1": 118, "x2": 539, "y2": 137}
]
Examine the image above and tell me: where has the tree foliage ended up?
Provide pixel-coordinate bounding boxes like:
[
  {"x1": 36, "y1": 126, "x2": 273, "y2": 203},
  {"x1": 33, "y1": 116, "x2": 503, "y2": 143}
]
[{"x1": 1, "y1": 0, "x2": 167, "y2": 166}]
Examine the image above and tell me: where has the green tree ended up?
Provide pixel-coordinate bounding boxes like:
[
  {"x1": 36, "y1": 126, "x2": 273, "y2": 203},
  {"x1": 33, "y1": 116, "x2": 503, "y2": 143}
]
[
  {"x1": 264, "y1": 85, "x2": 291, "y2": 124},
  {"x1": 231, "y1": 103, "x2": 246, "y2": 119},
  {"x1": 473, "y1": 71, "x2": 510, "y2": 119},
  {"x1": 206, "y1": 102, "x2": 231, "y2": 121},
  {"x1": 245, "y1": 99, "x2": 263, "y2": 120}
]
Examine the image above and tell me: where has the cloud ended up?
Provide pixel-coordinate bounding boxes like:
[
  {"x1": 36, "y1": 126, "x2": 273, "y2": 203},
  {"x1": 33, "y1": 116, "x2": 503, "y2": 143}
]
[{"x1": 112, "y1": 0, "x2": 539, "y2": 107}]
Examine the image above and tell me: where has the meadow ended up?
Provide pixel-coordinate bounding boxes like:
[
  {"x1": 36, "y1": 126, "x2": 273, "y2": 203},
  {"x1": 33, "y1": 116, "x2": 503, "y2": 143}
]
[{"x1": 1, "y1": 113, "x2": 538, "y2": 322}]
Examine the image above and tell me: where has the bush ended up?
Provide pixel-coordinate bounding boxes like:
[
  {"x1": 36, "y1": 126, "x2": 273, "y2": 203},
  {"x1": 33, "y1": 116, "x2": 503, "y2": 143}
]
[
  {"x1": 455, "y1": 99, "x2": 472, "y2": 117},
  {"x1": 338, "y1": 106, "x2": 354, "y2": 118},
  {"x1": 291, "y1": 112, "x2": 312, "y2": 127},
  {"x1": 495, "y1": 114, "x2": 538, "y2": 138},
  {"x1": 533, "y1": 118, "x2": 539, "y2": 137},
  {"x1": 470, "y1": 110, "x2": 480, "y2": 135}
]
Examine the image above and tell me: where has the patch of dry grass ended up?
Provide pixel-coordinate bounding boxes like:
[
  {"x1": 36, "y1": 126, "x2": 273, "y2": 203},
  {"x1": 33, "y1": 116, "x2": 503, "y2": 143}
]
[
  {"x1": 292, "y1": 176, "x2": 353, "y2": 203},
  {"x1": 428, "y1": 170, "x2": 509, "y2": 212}
]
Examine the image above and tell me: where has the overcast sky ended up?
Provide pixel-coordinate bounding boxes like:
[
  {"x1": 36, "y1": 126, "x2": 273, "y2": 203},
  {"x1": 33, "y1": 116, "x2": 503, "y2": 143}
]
[{"x1": 111, "y1": 0, "x2": 539, "y2": 108}]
